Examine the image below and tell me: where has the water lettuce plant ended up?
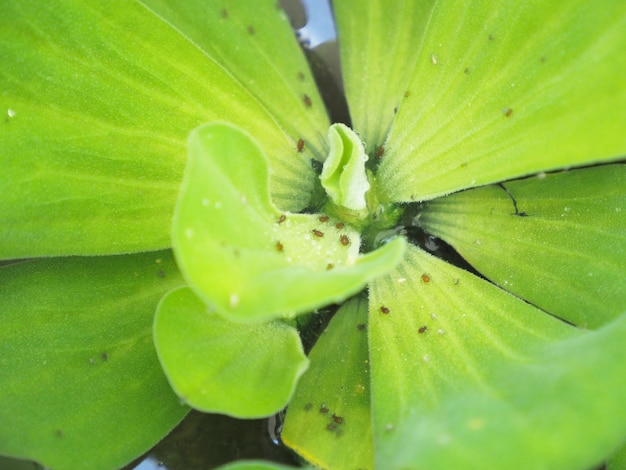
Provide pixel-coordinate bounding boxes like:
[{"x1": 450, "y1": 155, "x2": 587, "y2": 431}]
[{"x1": 1, "y1": 1, "x2": 625, "y2": 469}]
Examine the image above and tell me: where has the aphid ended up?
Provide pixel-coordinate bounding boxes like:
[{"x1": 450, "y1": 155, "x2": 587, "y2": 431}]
[
  {"x1": 418, "y1": 326, "x2": 428, "y2": 334},
  {"x1": 319, "y1": 404, "x2": 329, "y2": 414},
  {"x1": 247, "y1": 25, "x2": 255, "y2": 35},
  {"x1": 297, "y1": 138, "x2": 305, "y2": 153},
  {"x1": 502, "y1": 107, "x2": 513, "y2": 117},
  {"x1": 404, "y1": 90, "x2": 411, "y2": 98},
  {"x1": 357, "y1": 323, "x2": 366, "y2": 331},
  {"x1": 421, "y1": 273, "x2": 431, "y2": 284},
  {"x1": 332, "y1": 414, "x2": 344, "y2": 424},
  {"x1": 220, "y1": 8, "x2": 228, "y2": 18},
  {"x1": 380, "y1": 305, "x2": 390, "y2": 314},
  {"x1": 431, "y1": 53, "x2": 438, "y2": 65},
  {"x1": 464, "y1": 67, "x2": 470, "y2": 74},
  {"x1": 319, "y1": 215, "x2": 329, "y2": 223},
  {"x1": 277, "y1": 214, "x2": 286, "y2": 224},
  {"x1": 276, "y1": 241, "x2": 284, "y2": 252},
  {"x1": 303, "y1": 94, "x2": 312, "y2": 108},
  {"x1": 335, "y1": 222, "x2": 345, "y2": 229},
  {"x1": 157, "y1": 270, "x2": 166, "y2": 278},
  {"x1": 326, "y1": 263, "x2": 334, "y2": 270},
  {"x1": 304, "y1": 403, "x2": 313, "y2": 411},
  {"x1": 376, "y1": 145, "x2": 385, "y2": 158},
  {"x1": 101, "y1": 352, "x2": 108, "y2": 361},
  {"x1": 55, "y1": 429, "x2": 63, "y2": 438},
  {"x1": 326, "y1": 423, "x2": 338, "y2": 431},
  {"x1": 312, "y1": 229, "x2": 324, "y2": 238},
  {"x1": 297, "y1": 71, "x2": 306, "y2": 81},
  {"x1": 340, "y1": 234, "x2": 350, "y2": 246},
  {"x1": 488, "y1": 34, "x2": 494, "y2": 41}
]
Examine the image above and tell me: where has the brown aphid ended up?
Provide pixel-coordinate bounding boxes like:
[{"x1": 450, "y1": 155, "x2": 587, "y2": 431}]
[
  {"x1": 319, "y1": 215, "x2": 329, "y2": 223},
  {"x1": 357, "y1": 323, "x2": 366, "y2": 331},
  {"x1": 340, "y1": 234, "x2": 350, "y2": 246},
  {"x1": 157, "y1": 270, "x2": 166, "y2": 278},
  {"x1": 320, "y1": 403, "x2": 329, "y2": 414},
  {"x1": 332, "y1": 414, "x2": 344, "y2": 424},
  {"x1": 277, "y1": 214, "x2": 286, "y2": 224},
  {"x1": 304, "y1": 403, "x2": 313, "y2": 411},
  {"x1": 276, "y1": 241, "x2": 284, "y2": 252},
  {"x1": 303, "y1": 94, "x2": 312, "y2": 108},
  {"x1": 418, "y1": 326, "x2": 428, "y2": 334},
  {"x1": 335, "y1": 222, "x2": 345, "y2": 230},
  {"x1": 502, "y1": 107, "x2": 513, "y2": 117},
  {"x1": 55, "y1": 429, "x2": 63, "y2": 438},
  {"x1": 297, "y1": 138, "x2": 305, "y2": 153},
  {"x1": 101, "y1": 352, "x2": 108, "y2": 361},
  {"x1": 376, "y1": 145, "x2": 385, "y2": 158},
  {"x1": 404, "y1": 90, "x2": 411, "y2": 98},
  {"x1": 380, "y1": 305, "x2": 390, "y2": 314},
  {"x1": 220, "y1": 9, "x2": 228, "y2": 18},
  {"x1": 297, "y1": 71, "x2": 306, "y2": 81},
  {"x1": 326, "y1": 263, "x2": 334, "y2": 270},
  {"x1": 312, "y1": 229, "x2": 324, "y2": 238},
  {"x1": 326, "y1": 423, "x2": 338, "y2": 431},
  {"x1": 421, "y1": 273, "x2": 431, "y2": 284},
  {"x1": 247, "y1": 25, "x2": 255, "y2": 35}
]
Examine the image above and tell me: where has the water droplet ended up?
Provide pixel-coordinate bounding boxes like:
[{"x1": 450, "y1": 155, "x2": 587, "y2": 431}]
[
  {"x1": 185, "y1": 228, "x2": 194, "y2": 238},
  {"x1": 438, "y1": 329, "x2": 445, "y2": 335},
  {"x1": 215, "y1": 202, "x2": 222, "y2": 209},
  {"x1": 229, "y1": 294, "x2": 240, "y2": 308},
  {"x1": 202, "y1": 198, "x2": 209, "y2": 206},
  {"x1": 423, "y1": 354, "x2": 430, "y2": 362},
  {"x1": 7, "y1": 108, "x2": 16, "y2": 118},
  {"x1": 397, "y1": 277, "x2": 407, "y2": 284}
]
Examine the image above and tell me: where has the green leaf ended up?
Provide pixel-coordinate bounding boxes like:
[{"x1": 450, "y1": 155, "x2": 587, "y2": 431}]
[
  {"x1": 608, "y1": 442, "x2": 626, "y2": 470},
  {"x1": 173, "y1": 122, "x2": 406, "y2": 323},
  {"x1": 371, "y1": 0, "x2": 626, "y2": 202},
  {"x1": 154, "y1": 287, "x2": 308, "y2": 418},
  {"x1": 138, "y1": 0, "x2": 330, "y2": 162},
  {"x1": 0, "y1": 0, "x2": 324, "y2": 259},
  {"x1": 333, "y1": 0, "x2": 437, "y2": 154},
  {"x1": 321, "y1": 123, "x2": 370, "y2": 212},
  {"x1": 419, "y1": 164, "x2": 626, "y2": 329},
  {"x1": 368, "y1": 245, "x2": 626, "y2": 469},
  {"x1": 0, "y1": 251, "x2": 188, "y2": 469},
  {"x1": 282, "y1": 297, "x2": 373, "y2": 470},
  {"x1": 215, "y1": 461, "x2": 305, "y2": 470}
]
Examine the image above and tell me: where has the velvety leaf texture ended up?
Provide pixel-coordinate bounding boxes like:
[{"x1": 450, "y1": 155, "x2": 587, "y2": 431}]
[
  {"x1": 0, "y1": 251, "x2": 187, "y2": 469},
  {"x1": 0, "y1": 0, "x2": 325, "y2": 259}
]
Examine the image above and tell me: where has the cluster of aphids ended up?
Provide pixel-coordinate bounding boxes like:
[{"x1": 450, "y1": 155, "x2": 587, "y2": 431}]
[{"x1": 303, "y1": 402, "x2": 345, "y2": 436}]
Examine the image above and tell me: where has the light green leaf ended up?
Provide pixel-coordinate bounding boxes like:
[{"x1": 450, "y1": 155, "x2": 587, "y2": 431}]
[
  {"x1": 608, "y1": 442, "x2": 626, "y2": 470},
  {"x1": 0, "y1": 0, "x2": 324, "y2": 259},
  {"x1": 368, "y1": 245, "x2": 626, "y2": 469},
  {"x1": 154, "y1": 287, "x2": 308, "y2": 418},
  {"x1": 282, "y1": 297, "x2": 373, "y2": 470},
  {"x1": 321, "y1": 123, "x2": 370, "y2": 212},
  {"x1": 419, "y1": 164, "x2": 626, "y2": 329},
  {"x1": 0, "y1": 251, "x2": 188, "y2": 470},
  {"x1": 333, "y1": 0, "x2": 437, "y2": 154},
  {"x1": 173, "y1": 122, "x2": 406, "y2": 323},
  {"x1": 139, "y1": 0, "x2": 329, "y2": 162},
  {"x1": 215, "y1": 461, "x2": 305, "y2": 470},
  {"x1": 371, "y1": 0, "x2": 626, "y2": 202}
]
